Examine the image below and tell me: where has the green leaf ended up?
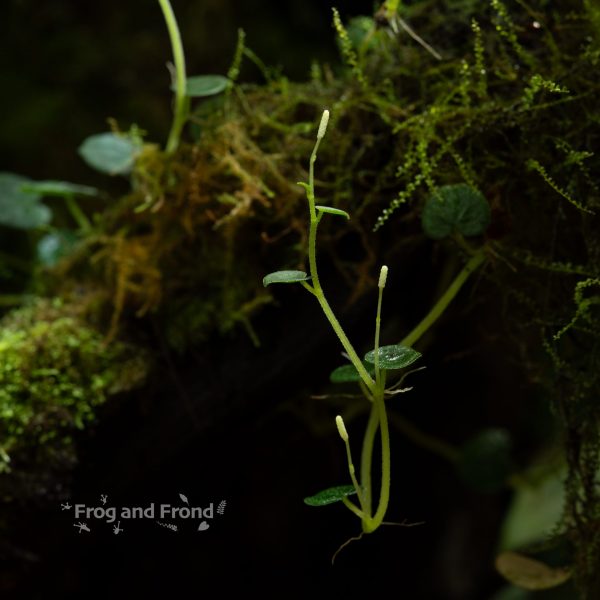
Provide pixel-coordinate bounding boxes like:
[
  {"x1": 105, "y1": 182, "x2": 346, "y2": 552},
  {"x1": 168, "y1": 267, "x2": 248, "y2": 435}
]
[
  {"x1": 495, "y1": 552, "x2": 571, "y2": 591},
  {"x1": 421, "y1": 184, "x2": 491, "y2": 240},
  {"x1": 499, "y1": 465, "x2": 566, "y2": 550},
  {"x1": 78, "y1": 133, "x2": 138, "y2": 175},
  {"x1": 458, "y1": 428, "x2": 513, "y2": 492},
  {"x1": 37, "y1": 230, "x2": 80, "y2": 267},
  {"x1": 21, "y1": 180, "x2": 98, "y2": 198},
  {"x1": 330, "y1": 360, "x2": 375, "y2": 383},
  {"x1": 0, "y1": 172, "x2": 52, "y2": 230},
  {"x1": 364, "y1": 344, "x2": 422, "y2": 370},
  {"x1": 263, "y1": 270, "x2": 309, "y2": 287},
  {"x1": 315, "y1": 205, "x2": 350, "y2": 219},
  {"x1": 175, "y1": 75, "x2": 229, "y2": 97},
  {"x1": 303, "y1": 485, "x2": 356, "y2": 506}
]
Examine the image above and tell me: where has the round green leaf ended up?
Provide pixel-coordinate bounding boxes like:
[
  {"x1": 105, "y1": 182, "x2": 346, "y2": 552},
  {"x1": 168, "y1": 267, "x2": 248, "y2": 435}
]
[
  {"x1": 422, "y1": 184, "x2": 491, "y2": 239},
  {"x1": 304, "y1": 485, "x2": 356, "y2": 507},
  {"x1": 37, "y1": 230, "x2": 80, "y2": 267},
  {"x1": 0, "y1": 172, "x2": 51, "y2": 230},
  {"x1": 175, "y1": 75, "x2": 229, "y2": 98},
  {"x1": 458, "y1": 428, "x2": 513, "y2": 492},
  {"x1": 315, "y1": 205, "x2": 350, "y2": 219},
  {"x1": 330, "y1": 361, "x2": 375, "y2": 383},
  {"x1": 364, "y1": 344, "x2": 422, "y2": 370},
  {"x1": 21, "y1": 180, "x2": 98, "y2": 198},
  {"x1": 78, "y1": 133, "x2": 138, "y2": 175},
  {"x1": 263, "y1": 270, "x2": 309, "y2": 287}
]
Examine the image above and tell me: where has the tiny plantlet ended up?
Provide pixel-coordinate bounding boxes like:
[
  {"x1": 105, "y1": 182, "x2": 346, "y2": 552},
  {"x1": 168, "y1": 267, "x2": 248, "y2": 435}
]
[{"x1": 264, "y1": 109, "x2": 489, "y2": 549}]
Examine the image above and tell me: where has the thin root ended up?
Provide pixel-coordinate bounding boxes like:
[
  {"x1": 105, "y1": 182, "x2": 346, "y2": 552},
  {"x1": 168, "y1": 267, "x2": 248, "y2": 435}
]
[
  {"x1": 332, "y1": 531, "x2": 365, "y2": 565},
  {"x1": 331, "y1": 519, "x2": 424, "y2": 564}
]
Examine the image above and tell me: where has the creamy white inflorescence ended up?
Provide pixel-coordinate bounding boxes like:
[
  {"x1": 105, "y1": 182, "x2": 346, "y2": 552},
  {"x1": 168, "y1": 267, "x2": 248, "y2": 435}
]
[
  {"x1": 335, "y1": 414, "x2": 349, "y2": 442},
  {"x1": 317, "y1": 109, "x2": 330, "y2": 140},
  {"x1": 378, "y1": 265, "x2": 389, "y2": 289}
]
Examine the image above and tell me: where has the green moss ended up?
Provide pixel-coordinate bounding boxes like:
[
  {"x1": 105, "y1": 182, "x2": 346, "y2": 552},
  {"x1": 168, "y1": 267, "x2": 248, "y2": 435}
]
[{"x1": 0, "y1": 298, "x2": 147, "y2": 476}]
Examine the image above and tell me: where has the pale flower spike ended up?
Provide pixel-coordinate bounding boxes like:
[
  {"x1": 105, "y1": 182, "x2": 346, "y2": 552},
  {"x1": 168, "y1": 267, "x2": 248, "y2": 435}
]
[
  {"x1": 317, "y1": 109, "x2": 330, "y2": 140},
  {"x1": 378, "y1": 265, "x2": 389, "y2": 289},
  {"x1": 335, "y1": 415, "x2": 349, "y2": 442}
]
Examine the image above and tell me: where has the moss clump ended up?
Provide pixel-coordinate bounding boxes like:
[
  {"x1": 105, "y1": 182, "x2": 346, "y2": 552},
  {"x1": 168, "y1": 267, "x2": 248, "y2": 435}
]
[{"x1": 0, "y1": 298, "x2": 147, "y2": 491}]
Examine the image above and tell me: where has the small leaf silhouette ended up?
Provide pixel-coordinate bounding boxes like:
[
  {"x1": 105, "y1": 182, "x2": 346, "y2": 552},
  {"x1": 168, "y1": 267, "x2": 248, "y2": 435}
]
[
  {"x1": 364, "y1": 344, "x2": 422, "y2": 370},
  {"x1": 315, "y1": 205, "x2": 350, "y2": 219},
  {"x1": 421, "y1": 184, "x2": 490, "y2": 240},
  {"x1": 304, "y1": 485, "x2": 356, "y2": 506},
  {"x1": 263, "y1": 270, "x2": 310, "y2": 287},
  {"x1": 179, "y1": 493, "x2": 189, "y2": 504},
  {"x1": 78, "y1": 132, "x2": 138, "y2": 175},
  {"x1": 330, "y1": 360, "x2": 375, "y2": 383},
  {"x1": 172, "y1": 75, "x2": 229, "y2": 97}
]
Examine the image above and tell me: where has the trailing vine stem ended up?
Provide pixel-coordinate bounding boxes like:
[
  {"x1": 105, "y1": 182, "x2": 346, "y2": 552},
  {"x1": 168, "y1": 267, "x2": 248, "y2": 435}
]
[
  {"x1": 157, "y1": 0, "x2": 188, "y2": 154},
  {"x1": 303, "y1": 111, "x2": 377, "y2": 395},
  {"x1": 358, "y1": 247, "x2": 486, "y2": 532},
  {"x1": 299, "y1": 110, "x2": 487, "y2": 535}
]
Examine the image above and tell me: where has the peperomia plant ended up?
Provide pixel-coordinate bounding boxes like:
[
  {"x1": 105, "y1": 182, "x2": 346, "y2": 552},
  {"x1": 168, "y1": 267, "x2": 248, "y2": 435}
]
[{"x1": 264, "y1": 110, "x2": 490, "y2": 547}]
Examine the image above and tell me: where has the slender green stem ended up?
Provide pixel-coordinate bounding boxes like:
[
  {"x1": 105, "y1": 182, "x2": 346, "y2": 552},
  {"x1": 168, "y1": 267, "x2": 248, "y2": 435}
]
[
  {"x1": 158, "y1": 0, "x2": 188, "y2": 154},
  {"x1": 358, "y1": 250, "x2": 486, "y2": 533},
  {"x1": 300, "y1": 112, "x2": 487, "y2": 535},
  {"x1": 307, "y1": 139, "x2": 321, "y2": 221},
  {"x1": 342, "y1": 497, "x2": 367, "y2": 520},
  {"x1": 64, "y1": 195, "x2": 92, "y2": 233},
  {"x1": 358, "y1": 274, "x2": 392, "y2": 531},
  {"x1": 401, "y1": 249, "x2": 486, "y2": 347},
  {"x1": 304, "y1": 136, "x2": 376, "y2": 393},
  {"x1": 342, "y1": 435, "x2": 366, "y2": 511},
  {"x1": 360, "y1": 405, "x2": 378, "y2": 516},
  {"x1": 374, "y1": 285, "x2": 384, "y2": 387},
  {"x1": 364, "y1": 382, "x2": 391, "y2": 533}
]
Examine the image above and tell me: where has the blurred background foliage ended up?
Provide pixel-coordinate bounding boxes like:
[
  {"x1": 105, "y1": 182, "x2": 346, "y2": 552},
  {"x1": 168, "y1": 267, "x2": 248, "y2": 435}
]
[{"x1": 0, "y1": 0, "x2": 365, "y2": 183}]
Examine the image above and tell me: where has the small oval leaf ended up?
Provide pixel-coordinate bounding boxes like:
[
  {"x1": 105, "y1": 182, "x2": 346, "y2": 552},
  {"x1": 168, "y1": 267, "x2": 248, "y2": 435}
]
[
  {"x1": 263, "y1": 270, "x2": 309, "y2": 287},
  {"x1": 21, "y1": 180, "x2": 98, "y2": 198},
  {"x1": 78, "y1": 133, "x2": 138, "y2": 175},
  {"x1": 495, "y1": 552, "x2": 571, "y2": 590},
  {"x1": 315, "y1": 205, "x2": 350, "y2": 219},
  {"x1": 0, "y1": 172, "x2": 52, "y2": 230},
  {"x1": 304, "y1": 485, "x2": 356, "y2": 506},
  {"x1": 364, "y1": 344, "x2": 422, "y2": 370},
  {"x1": 177, "y1": 75, "x2": 229, "y2": 97},
  {"x1": 37, "y1": 230, "x2": 79, "y2": 267},
  {"x1": 422, "y1": 184, "x2": 491, "y2": 240},
  {"x1": 330, "y1": 360, "x2": 375, "y2": 383}
]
